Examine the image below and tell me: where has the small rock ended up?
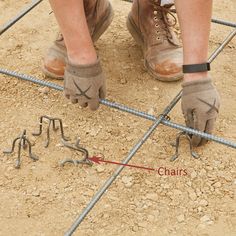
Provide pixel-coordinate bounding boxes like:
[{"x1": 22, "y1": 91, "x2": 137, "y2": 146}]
[
  {"x1": 147, "y1": 214, "x2": 155, "y2": 222},
  {"x1": 189, "y1": 192, "x2": 197, "y2": 201},
  {"x1": 148, "y1": 108, "x2": 155, "y2": 115},
  {"x1": 96, "y1": 165, "x2": 105, "y2": 173},
  {"x1": 177, "y1": 214, "x2": 185, "y2": 223},
  {"x1": 200, "y1": 215, "x2": 211, "y2": 223},
  {"x1": 119, "y1": 72, "x2": 127, "y2": 84},
  {"x1": 186, "y1": 181, "x2": 192, "y2": 187},
  {"x1": 29, "y1": 136, "x2": 37, "y2": 146},
  {"x1": 199, "y1": 169, "x2": 207, "y2": 176},
  {"x1": 206, "y1": 166, "x2": 213, "y2": 171},
  {"x1": 38, "y1": 87, "x2": 50, "y2": 95},
  {"x1": 162, "y1": 184, "x2": 171, "y2": 189},
  {"x1": 56, "y1": 143, "x2": 63, "y2": 147},
  {"x1": 151, "y1": 210, "x2": 160, "y2": 218},
  {"x1": 206, "y1": 221, "x2": 214, "y2": 225},
  {"x1": 32, "y1": 190, "x2": 40, "y2": 197},
  {"x1": 153, "y1": 87, "x2": 159, "y2": 91},
  {"x1": 121, "y1": 176, "x2": 134, "y2": 188},
  {"x1": 173, "y1": 189, "x2": 182, "y2": 195},
  {"x1": 145, "y1": 179, "x2": 152, "y2": 186},
  {"x1": 213, "y1": 182, "x2": 222, "y2": 188},
  {"x1": 120, "y1": 77, "x2": 127, "y2": 84},
  {"x1": 138, "y1": 221, "x2": 148, "y2": 228},
  {"x1": 199, "y1": 199, "x2": 208, "y2": 206},
  {"x1": 190, "y1": 171, "x2": 197, "y2": 179},
  {"x1": 146, "y1": 193, "x2": 157, "y2": 201},
  {"x1": 224, "y1": 174, "x2": 232, "y2": 182},
  {"x1": 126, "y1": 136, "x2": 133, "y2": 142},
  {"x1": 132, "y1": 225, "x2": 139, "y2": 232},
  {"x1": 197, "y1": 206, "x2": 203, "y2": 212},
  {"x1": 90, "y1": 128, "x2": 99, "y2": 136},
  {"x1": 7, "y1": 166, "x2": 14, "y2": 172},
  {"x1": 196, "y1": 188, "x2": 202, "y2": 197},
  {"x1": 197, "y1": 223, "x2": 206, "y2": 230},
  {"x1": 124, "y1": 181, "x2": 133, "y2": 188}
]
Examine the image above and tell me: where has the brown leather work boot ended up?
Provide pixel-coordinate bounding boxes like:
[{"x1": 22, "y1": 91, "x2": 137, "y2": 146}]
[
  {"x1": 127, "y1": 0, "x2": 183, "y2": 81},
  {"x1": 43, "y1": 0, "x2": 113, "y2": 79}
]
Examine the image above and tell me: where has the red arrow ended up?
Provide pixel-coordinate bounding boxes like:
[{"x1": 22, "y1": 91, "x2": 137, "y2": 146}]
[{"x1": 88, "y1": 156, "x2": 156, "y2": 172}]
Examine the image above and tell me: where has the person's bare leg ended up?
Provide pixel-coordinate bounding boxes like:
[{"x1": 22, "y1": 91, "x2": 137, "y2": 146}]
[
  {"x1": 49, "y1": 0, "x2": 97, "y2": 65},
  {"x1": 175, "y1": 0, "x2": 220, "y2": 147},
  {"x1": 48, "y1": 0, "x2": 107, "y2": 110},
  {"x1": 175, "y1": 0, "x2": 212, "y2": 81}
]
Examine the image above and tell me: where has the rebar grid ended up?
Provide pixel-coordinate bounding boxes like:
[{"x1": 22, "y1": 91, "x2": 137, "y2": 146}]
[
  {"x1": 65, "y1": 91, "x2": 182, "y2": 236},
  {"x1": 0, "y1": 1, "x2": 235, "y2": 235},
  {"x1": 1, "y1": 68, "x2": 236, "y2": 149}
]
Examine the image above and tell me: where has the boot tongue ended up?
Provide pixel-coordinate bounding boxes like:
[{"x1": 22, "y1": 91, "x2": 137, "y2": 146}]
[{"x1": 149, "y1": 2, "x2": 180, "y2": 47}]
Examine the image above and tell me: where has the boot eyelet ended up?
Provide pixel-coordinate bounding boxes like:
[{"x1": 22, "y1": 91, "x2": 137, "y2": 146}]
[
  {"x1": 154, "y1": 17, "x2": 158, "y2": 21},
  {"x1": 155, "y1": 24, "x2": 159, "y2": 28}
]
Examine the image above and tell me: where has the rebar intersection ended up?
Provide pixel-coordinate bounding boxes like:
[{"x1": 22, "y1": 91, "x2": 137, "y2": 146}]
[{"x1": 0, "y1": 1, "x2": 235, "y2": 235}]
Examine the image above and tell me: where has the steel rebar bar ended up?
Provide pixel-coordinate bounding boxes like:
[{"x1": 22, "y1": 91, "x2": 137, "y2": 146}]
[
  {"x1": 208, "y1": 29, "x2": 236, "y2": 63},
  {"x1": 211, "y1": 18, "x2": 236, "y2": 28},
  {"x1": 102, "y1": 99, "x2": 236, "y2": 149},
  {"x1": 64, "y1": 91, "x2": 182, "y2": 236},
  {"x1": 1, "y1": 68, "x2": 236, "y2": 149},
  {"x1": 0, "y1": 0, "x2": 43, "y2": 35}
]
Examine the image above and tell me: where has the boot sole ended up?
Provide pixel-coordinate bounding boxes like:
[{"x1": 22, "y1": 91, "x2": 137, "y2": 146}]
[
  {"x1": 42, "y1": 45, "x2": 66, "y2": 80},
  {"x1": 126, "y1": 14, "x2": 183, "y2": 82},
  {"x1": 42, "y1": 66, "x2": 64, "y2": 80},
  {"x1": 43, "y1": 2, "x2": 114, "y2": 80}
]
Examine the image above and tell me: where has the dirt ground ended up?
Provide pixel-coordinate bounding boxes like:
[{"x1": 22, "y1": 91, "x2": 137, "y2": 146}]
[{"x1": 0, "y1": 0, "x2": 236, "y2": 235}]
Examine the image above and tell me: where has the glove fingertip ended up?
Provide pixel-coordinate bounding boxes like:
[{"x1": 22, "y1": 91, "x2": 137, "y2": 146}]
[
  {"x1": 191, "y1": 136, "x2": 202, "y2": 147},
  {"x1": 99, "y1": 84, "x2": 106, "y2": 99},
  {"x1": 89, "y1": 99, "x2": 100, "y2": 111},
  {"x1": 197, "y1": 119, "x2": 216, "y2": 146},
  {"x1": 65, "y1": 94, "x2": 70, "y2": 99},
  {"x1": 70, "y1": 98, "x2": 78, "y2": 104}
]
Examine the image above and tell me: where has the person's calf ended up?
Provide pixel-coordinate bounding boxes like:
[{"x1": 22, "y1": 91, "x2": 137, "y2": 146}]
[{"x1": 43, "y1": 0, "x2": 113, "y2": 79}]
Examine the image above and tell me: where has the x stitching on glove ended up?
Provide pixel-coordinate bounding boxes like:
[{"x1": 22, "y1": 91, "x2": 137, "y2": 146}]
[
  {"x1": 197, "y1": 98, "x2": 219, "y2": 114},
  {"x1": 73, "y1": 80, "x2": 92, "y2": 100}
]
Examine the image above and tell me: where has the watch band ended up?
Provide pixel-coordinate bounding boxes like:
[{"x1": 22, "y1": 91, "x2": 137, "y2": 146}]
[{"x1": 183, "y1": 63, "x2": 210, "y2": 73}]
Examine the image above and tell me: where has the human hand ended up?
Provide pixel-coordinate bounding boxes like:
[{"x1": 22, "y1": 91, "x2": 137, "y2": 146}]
[
  {"x1": 181, "y1": 78, "x2": 220, "y2": 146},
  {"x1": 64, "y1": 59, "x2": 106, "y2": 110}
]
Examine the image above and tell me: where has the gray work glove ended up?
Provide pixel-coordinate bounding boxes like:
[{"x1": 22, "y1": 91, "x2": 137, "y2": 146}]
[
  {"x1": 64, "y1": 59, "x2": 106, "y2": 110},
  {"x1": 181, "y1": 78, "x2": 220, "y2": 146}
]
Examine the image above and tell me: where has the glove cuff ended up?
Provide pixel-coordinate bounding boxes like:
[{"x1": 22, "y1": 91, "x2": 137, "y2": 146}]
[
  {"x1": 182, "y1": 78, "x2": 214, "y2": 95},
  {"x1": 66, "y1": 58, "x2": 102, "y2": 77}
]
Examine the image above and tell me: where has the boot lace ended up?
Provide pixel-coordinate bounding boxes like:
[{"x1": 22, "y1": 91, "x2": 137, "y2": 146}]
[{"x1": 152, "y1": 1, "x2": 177, "y2": 42}]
